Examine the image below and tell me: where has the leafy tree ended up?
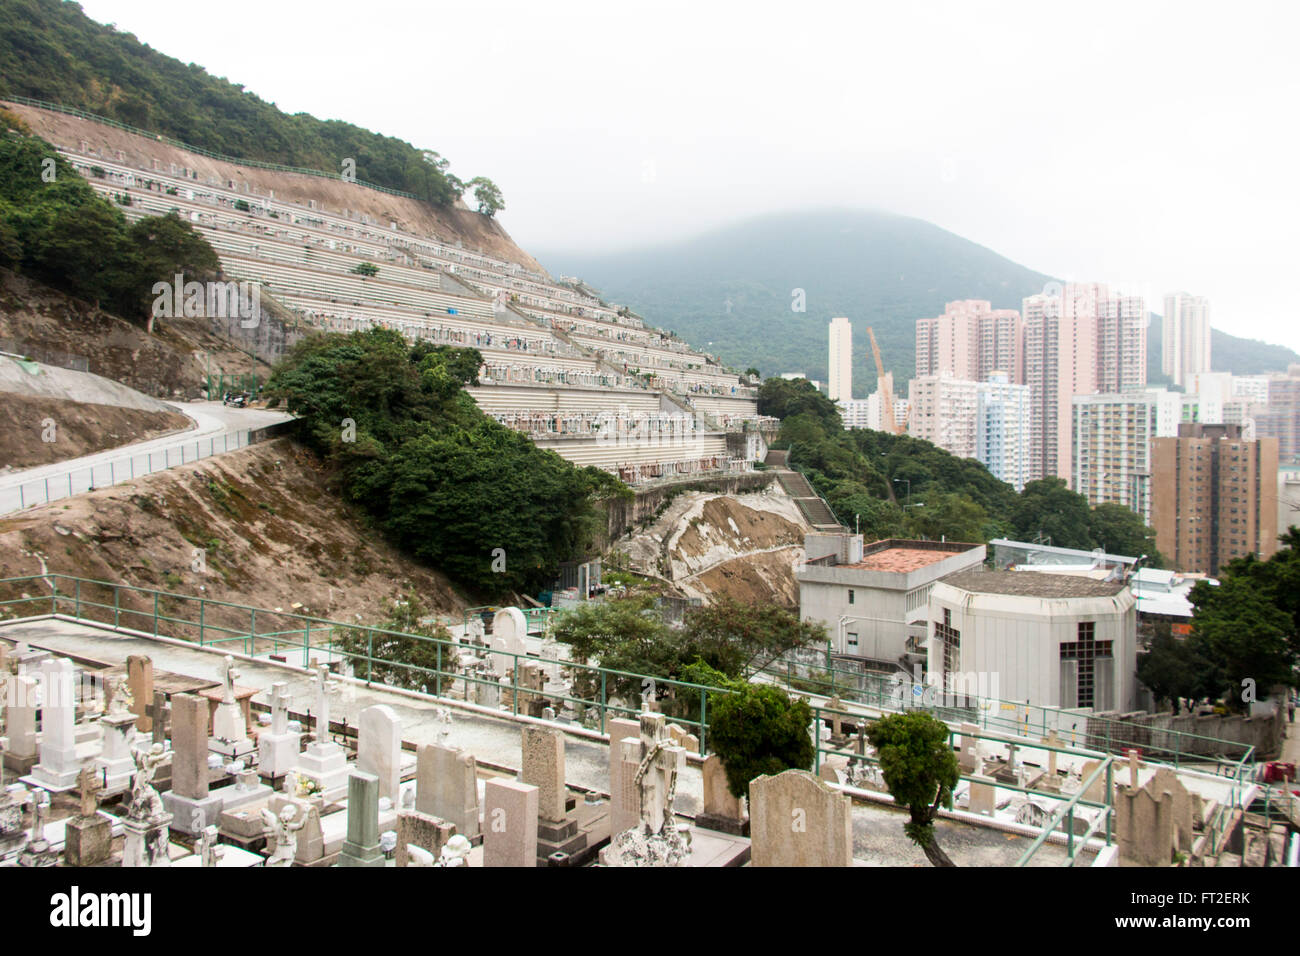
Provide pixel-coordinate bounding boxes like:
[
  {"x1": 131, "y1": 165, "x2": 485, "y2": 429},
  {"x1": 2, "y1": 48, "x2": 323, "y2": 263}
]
[
  {"x1": 549, "y1": 595, "x2": 823, "y2": 707},
  {"x1": 1137, "y1": 630, "x2": 1213, "y2": 712},
  {"x1": 1188, "y1": 574, "x2": 1296, "y2": 712},
  {"x1": 866, "y1": 711, "x2": 960, "y2": 867},
  {"x1": 466, "y1": 176, "x2": 505, "y2": 217},
  {"x1": 1088, "y1": 503, "x2": 1163, "y2": 565},
  {"x1": 337, "y1": 592, "x2": 460, "y2": 691},
  {"x1": 0, "y1": 0, "x2": 473, "y2": 203},
  {"x1": 679, "y1": 597, "x2": 827, "y2": 676},
  {"x1": 1011, "y1": 478, "x2": 1093, "y2": 550},
  {"x1": 707, "y1": 683, "x2": 814, "y2": 799},
  {"x1": 350, "y1": 262, "x2": 379, "y2": 277},
  {"x1": 0, "y1": 128, "x2": 219, "y2": 324},
  {"x1": 904, "y1": 491, "x2": 989, "y2": 543},
  {"x1": 266, "y1": 328, "x2": 630, "y2": 595},
  {"x1": 757, "y1": 377, "x2": 841, "y2": 431}
]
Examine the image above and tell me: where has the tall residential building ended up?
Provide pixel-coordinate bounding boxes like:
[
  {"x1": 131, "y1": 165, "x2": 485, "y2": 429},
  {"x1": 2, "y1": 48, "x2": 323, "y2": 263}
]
[
  {"x1": 1253, "y1": 366, "x2": 1300, "y2": 464},
  {"x1": 1151, "y1": 423, "x2": 1279, "y2": 575},
  {"x1": 1162, "y1": 293, "x2": 1211, "y2": 387},
  {"x1": 907, "y1": 375, "x2": 980, "y2": 459},
  {"x1": 1022, "y1": 283, "x2": 1147, "y2": 482},
  {"x1": 1232, "y1": 375, "x2": 1271, "y2": 406},
  {"x1": 828, "y1": 317, "x2": 853, "y2": 402},
  {"x1": 838, "y1": 398, "x2": 873, "y2": 430},
  {"x1": 915, "y1": 300, "x2": 1023, "y2": 383},
  {"x1": 976, "y1": 373, "x2": 1032, "y2": 490},
  {"x1": 1096, "y1": 295, "x2": 1148, "y2": 393},
  {"x1": 1071, "y1": 390, "x2": 1180, "y2": 524},
  {"x1": 1023, "y1": 289, "x2": 1096, "y2": 482}
]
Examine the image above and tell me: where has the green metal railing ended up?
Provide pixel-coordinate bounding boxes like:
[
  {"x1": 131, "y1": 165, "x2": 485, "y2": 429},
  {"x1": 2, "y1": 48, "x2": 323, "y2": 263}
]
[
  {"x1": 754, "y1": 654, "x2": 1257, "y2": 775},
  {"x1": 809, "y1": 704, "x2": 1117, "y2": 865},
  {"x1": 0, "y1": 574, "x2": 717, "y2": 748},
  {"x1": 460, "y1": 604, "x2": 561, "y2": 637},
  {"x1": 0, "y1": 572, "x2": 1256, "y2": 861},
  {"x1": 1014, "y1": 756, "x2": 1115, "y2": 866}
]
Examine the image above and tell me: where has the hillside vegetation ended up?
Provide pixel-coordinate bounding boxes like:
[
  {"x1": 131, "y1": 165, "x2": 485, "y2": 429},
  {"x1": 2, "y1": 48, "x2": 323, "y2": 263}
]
[
  {"x1": 759, "y1": 376, "x2": 1163, "y2": 562},
  {"x1": 550, "y1": 209, "x2": 1299, "y2": 394},
  {"x1": 0, "y1": 112, "x2": 220, "y2": 324},
  {"x1": 0, "y1": 0, "x2": 496, "y2": 207},
  {"x1": 266, "y1": 327, "x2": 632, "y2": 595}
]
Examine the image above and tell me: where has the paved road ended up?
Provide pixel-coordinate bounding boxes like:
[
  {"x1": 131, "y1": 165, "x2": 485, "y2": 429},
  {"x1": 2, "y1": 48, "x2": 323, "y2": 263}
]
[{"x1": 0, "y1": 402, "x2": 293, "y2": 515}]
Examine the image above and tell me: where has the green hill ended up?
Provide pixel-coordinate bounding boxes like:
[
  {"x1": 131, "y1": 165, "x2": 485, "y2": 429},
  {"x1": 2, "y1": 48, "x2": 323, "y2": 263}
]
[
  {"x1": 543, "y1": 209, "x2": 1298, "y2": 395},
  {"x1": 0, "y1": 0, "x2": 477, "y2": 204}
]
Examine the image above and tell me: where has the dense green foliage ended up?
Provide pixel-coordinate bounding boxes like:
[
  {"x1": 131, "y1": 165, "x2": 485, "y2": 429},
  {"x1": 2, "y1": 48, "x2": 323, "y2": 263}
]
[
  {"x1": 266, "y1": 328, "x2": 629, "y2": 594},
  {"x1": 548, "y1": 208, "x2": 1298, "y2": 392},
  {"x1": 1140, "y1": 530, "x2": 1300, "y2": 712},
  {"x1": 337, "y1": 592, "x2": 460, "y2": 692},
  {"x1": 551, "y1": 594, "x2": 825, "y2": 707},
  {"x1": 0, "y1": 118, "x2": 219, "y2": 320},
  {"x1": 706, "y1": 683, "x2": 815, "y2": 799},
  {"x1": 0, "y1": 0, "x2": 500, "y2": 208},
  {"x1": 866, "y1": 712, "x2": 960, "y2": 866},
  {"x1": 760, "y1": 377, "x2": 1163, "y2": 554}
]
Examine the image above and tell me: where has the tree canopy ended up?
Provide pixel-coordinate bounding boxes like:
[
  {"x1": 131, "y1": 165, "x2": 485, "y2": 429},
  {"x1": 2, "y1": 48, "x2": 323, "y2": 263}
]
[
  {"x1": 0, "y1": 0, "x2": 502, "y2": 206},
  {"x1": 266, "y1": 327, "x2": 629, "y2": 595},
  {"x1": 0, "y1": 118, "x2": 220, "y2": 322},
  {"x1": 1139, "y1": 531, "x2": 1300, "y2": 712},
  {"x1": 757, "y1": 378, "x2": 1163, "y2": 555},
  {"x1": 866, "y1": 711, "x2": 960, "y2": 866},
  {"x1": 706, "y1": 683, "x2": 815, "y2": 799}
]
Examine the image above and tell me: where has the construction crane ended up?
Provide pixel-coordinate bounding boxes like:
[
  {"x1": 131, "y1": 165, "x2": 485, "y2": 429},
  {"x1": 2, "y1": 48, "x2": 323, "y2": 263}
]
[{"x1": 867, "y1": 326, "x2": 901, "y2": 434}]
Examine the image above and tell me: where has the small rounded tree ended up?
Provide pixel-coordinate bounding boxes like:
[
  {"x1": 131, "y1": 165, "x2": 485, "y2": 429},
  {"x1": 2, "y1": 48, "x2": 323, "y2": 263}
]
[
  {"x1": 866, "y1": 711, "x2": 959, "y2": 866},
  {"x1": 707, "y1": 683, "x2": 814, "y2": 800}
]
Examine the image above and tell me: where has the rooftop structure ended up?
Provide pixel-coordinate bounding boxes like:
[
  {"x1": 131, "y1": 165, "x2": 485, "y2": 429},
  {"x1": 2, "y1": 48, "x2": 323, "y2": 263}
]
[{"x1": 798, "y1": 536, "x2": 986, "y2": 664}]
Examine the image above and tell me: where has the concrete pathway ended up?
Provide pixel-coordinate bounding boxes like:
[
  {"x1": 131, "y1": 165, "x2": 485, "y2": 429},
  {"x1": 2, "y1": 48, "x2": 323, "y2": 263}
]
[{"x1": 0, "y1": 402, "x2": 293, "y2": 514}]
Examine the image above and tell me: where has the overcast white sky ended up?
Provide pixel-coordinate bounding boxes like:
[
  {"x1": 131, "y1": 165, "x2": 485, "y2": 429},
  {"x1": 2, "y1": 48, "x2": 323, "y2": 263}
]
[{"x1": 76, "y1": 0, "x2": 1300, "y2": 347}]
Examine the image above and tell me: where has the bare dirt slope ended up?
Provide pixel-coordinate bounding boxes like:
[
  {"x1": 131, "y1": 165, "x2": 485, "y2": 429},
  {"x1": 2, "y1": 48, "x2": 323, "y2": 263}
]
[
  {"x1": 0, "y1": 438, "x2": 468, "y2": 632},
  {"x1": 0, "y1": 268, "x2": 273, "y2": 398},
  {"x1": 7, "y1": 102, "x2": 544, "y2": 274},
  {"x1": 615, "y1": 486, "x2": 809, "y2": 607},
  {"x1": 0, "y1": 394, "x2": 191, "y2": 470}
]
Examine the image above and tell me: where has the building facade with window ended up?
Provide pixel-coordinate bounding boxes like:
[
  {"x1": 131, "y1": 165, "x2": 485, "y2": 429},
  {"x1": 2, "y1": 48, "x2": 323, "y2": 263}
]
[
  {"x1": 1150, "y1": 422, "x2": 1279, "y2": 575},
  {"x1": 797, "y1": 536, "x2": 986, "y2": 665},
  {"x1": 925, "y1": 569, "x2": 1137, "y2": 712}
]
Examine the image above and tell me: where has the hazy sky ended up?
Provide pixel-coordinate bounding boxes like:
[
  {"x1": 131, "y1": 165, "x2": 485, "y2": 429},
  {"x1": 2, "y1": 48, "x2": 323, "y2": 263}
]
[{"x1": 76, "y1": 0, "x2": 1300, "y2": 347}]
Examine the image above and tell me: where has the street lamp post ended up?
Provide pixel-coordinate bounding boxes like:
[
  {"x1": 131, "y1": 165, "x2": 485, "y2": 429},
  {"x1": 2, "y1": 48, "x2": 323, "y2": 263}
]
[{"x1": 893, "y1": 478, "x2": 911, "y2": 509}]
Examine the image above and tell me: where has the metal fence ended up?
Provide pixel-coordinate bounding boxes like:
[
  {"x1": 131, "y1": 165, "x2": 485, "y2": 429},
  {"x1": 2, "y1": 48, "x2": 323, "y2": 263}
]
[
  {"x1": 0, "y1": 420, "x2": 295, "y2": 515},
  {"x1": 0, "y1": 340, "x2": 90, "y2": 373},
  {"x1": 755, "y1": 652, "x2": 1257, "y2": 775},
  {"x1": 0, "y1": 573, "x2": 1256, "y2": 864},
  {"x1": 0, "y1": 574, "x2": 720, "y2": 749}
]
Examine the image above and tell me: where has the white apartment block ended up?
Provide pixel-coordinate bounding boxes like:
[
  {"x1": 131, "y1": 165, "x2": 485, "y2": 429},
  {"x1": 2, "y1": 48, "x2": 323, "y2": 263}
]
[
  {"x1": 976, "y1": 373, "x2": 1032, "y2": 490},
  {"x1": 1162, "y1": 292, "x2": 1211, "y2": 388},
  {"x1": 908, "y1": 374, "x2": 980, "y2": 458},
  {"x1": 1233, "y1": 375, "x2": 1271, "y2": 406},
  {"x1": 1071, "y1": 389, "x2": 1179, "y2": 524},
  {"x1": 838, "y1": 398, "x2": 874, "y2": 430},
  {"x1": 828, "y1": 317, "x2": 853, "y2": 402}
]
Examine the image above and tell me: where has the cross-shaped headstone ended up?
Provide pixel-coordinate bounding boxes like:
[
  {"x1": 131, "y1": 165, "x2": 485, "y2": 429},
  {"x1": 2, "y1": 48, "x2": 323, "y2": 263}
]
[
  {"x1": 149, "y1": 691, "x2": 170, "y2": 746},
  {"x1": 77, "y1": 766, "x2": 101, "y2": 819},
  {"x1": 312, "y1": 666, "x2": 338, "y2": 746}
]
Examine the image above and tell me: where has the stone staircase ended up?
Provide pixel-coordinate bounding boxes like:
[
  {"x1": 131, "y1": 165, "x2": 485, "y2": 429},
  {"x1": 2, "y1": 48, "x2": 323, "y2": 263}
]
[{"x1": 766, "y1": 450, "x2": 844, "y2": 532}]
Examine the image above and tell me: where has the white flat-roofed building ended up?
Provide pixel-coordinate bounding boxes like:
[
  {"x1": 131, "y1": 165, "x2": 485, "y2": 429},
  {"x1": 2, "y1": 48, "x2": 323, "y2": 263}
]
[
  {"x1": 926, "y1": 569, "x2": 1138, "y2": 713},
  {"x1": 797, "y1": 535, "x2": 986, "y2": 665}
]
